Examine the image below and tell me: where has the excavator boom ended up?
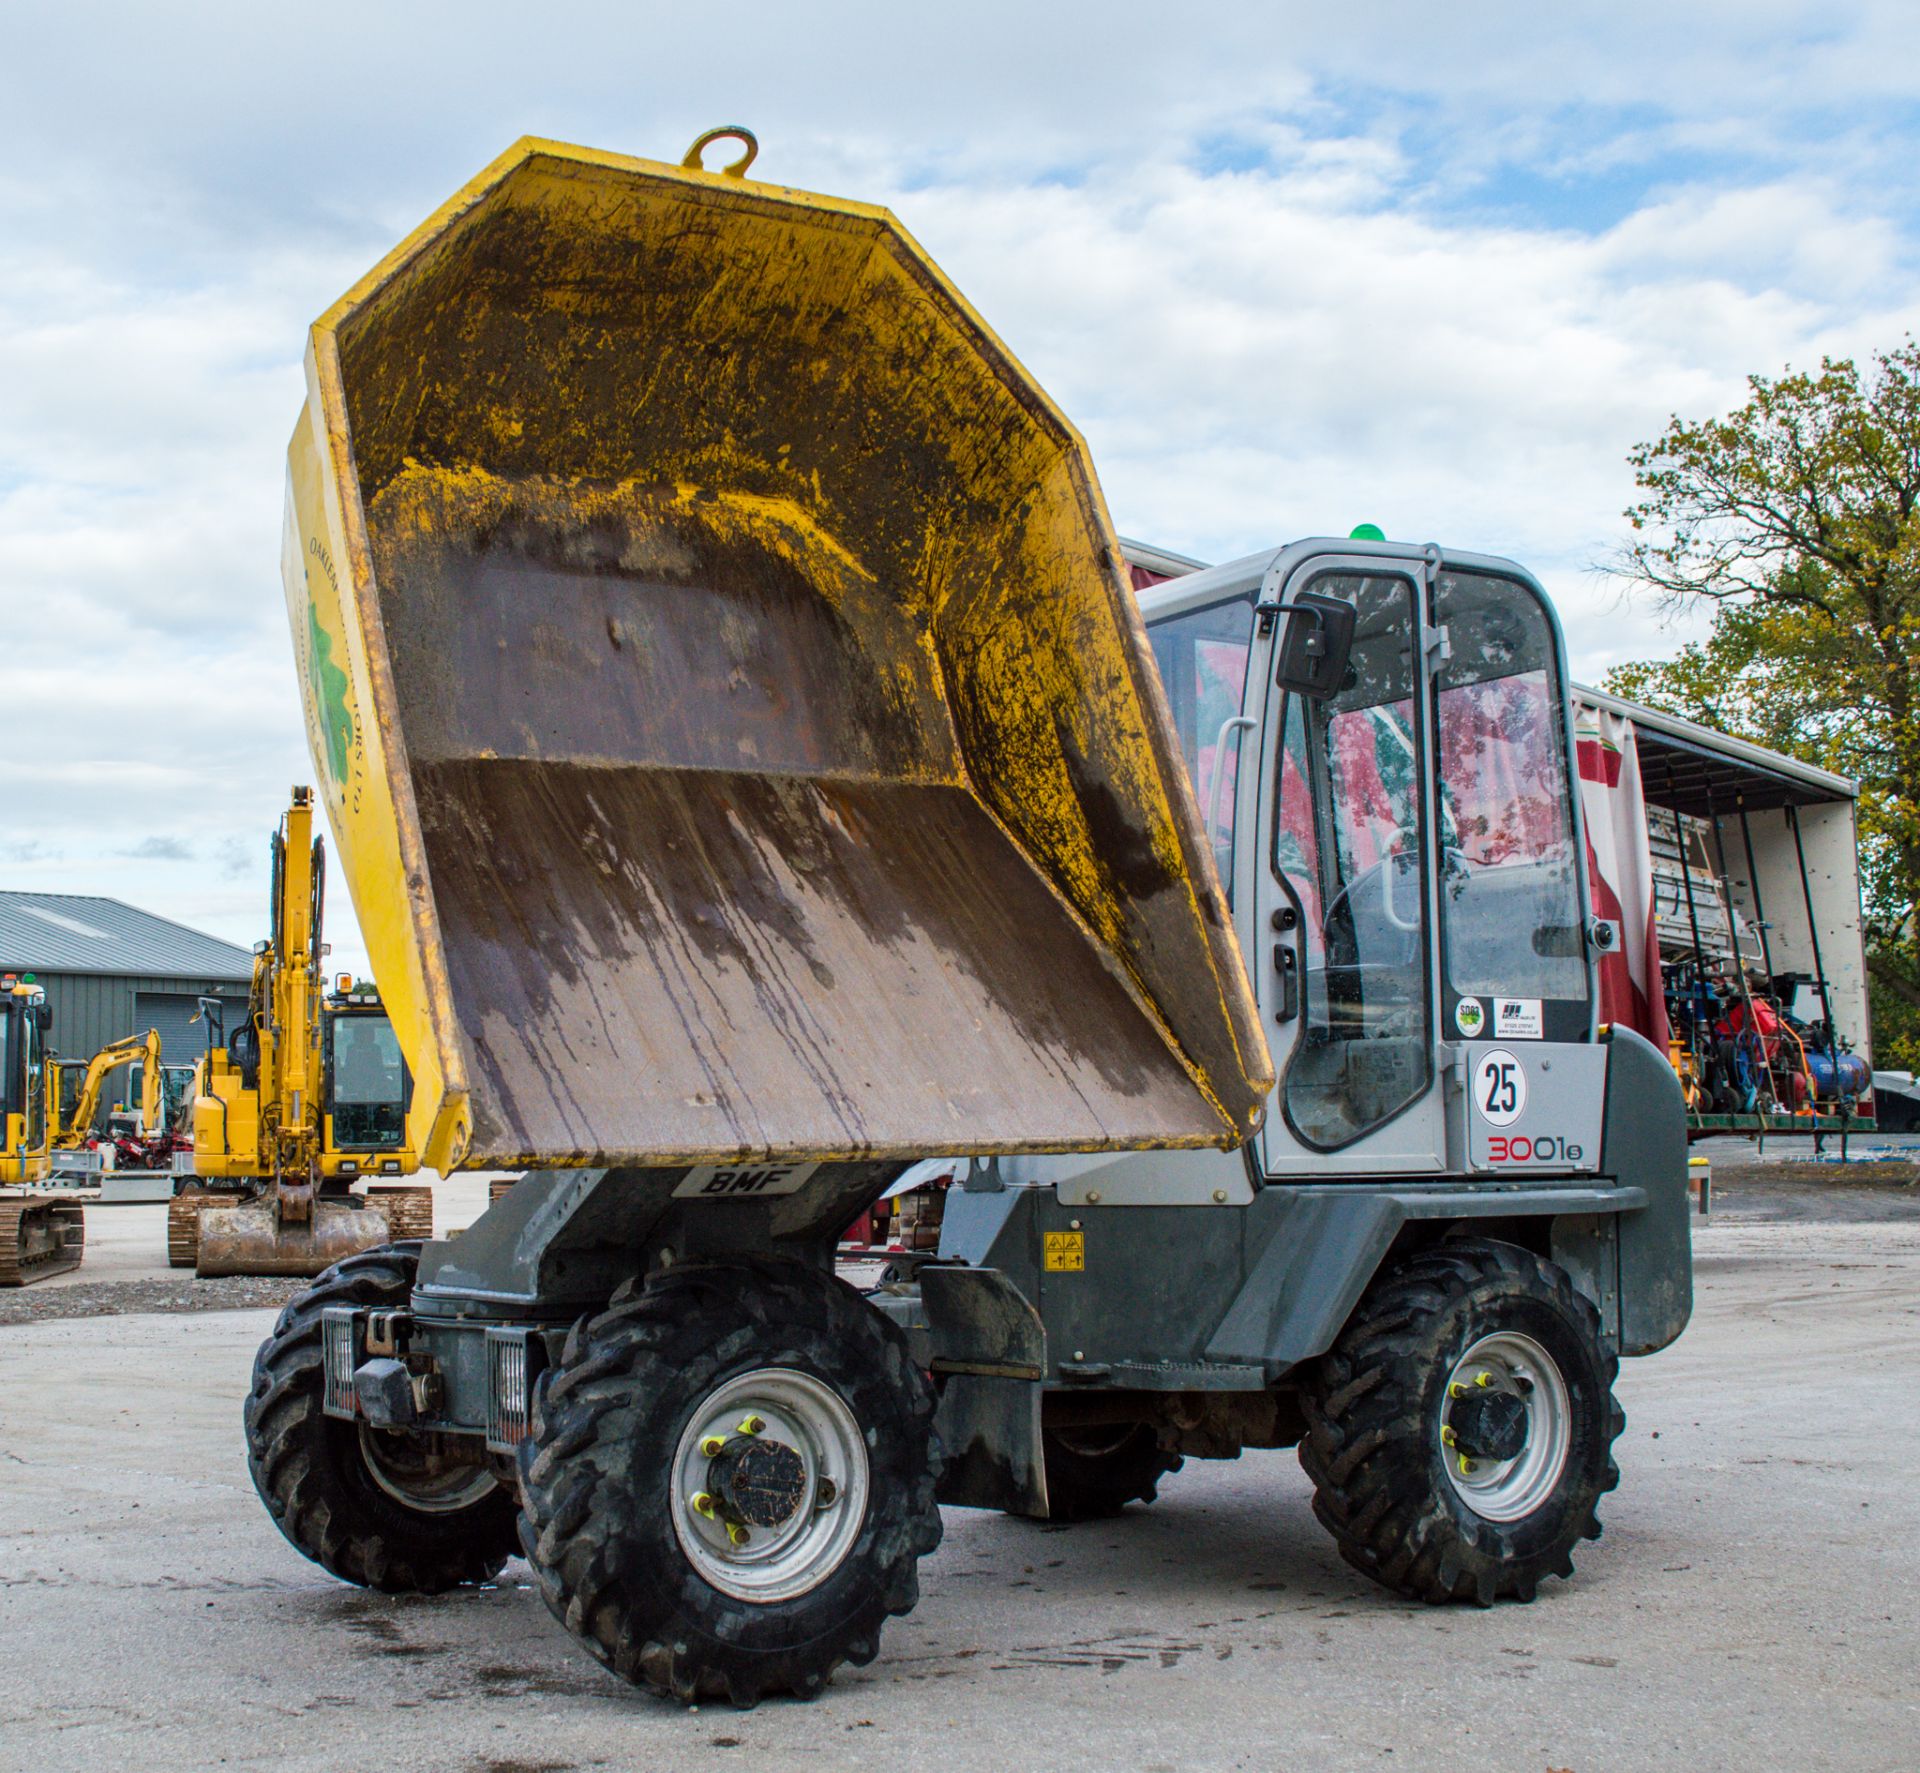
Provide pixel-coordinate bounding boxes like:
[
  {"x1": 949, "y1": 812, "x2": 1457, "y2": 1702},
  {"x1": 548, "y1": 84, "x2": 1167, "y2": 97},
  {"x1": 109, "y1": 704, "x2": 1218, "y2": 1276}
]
[{"x1": 184, "y1": 790, "x2": 428, "y2": 1278}]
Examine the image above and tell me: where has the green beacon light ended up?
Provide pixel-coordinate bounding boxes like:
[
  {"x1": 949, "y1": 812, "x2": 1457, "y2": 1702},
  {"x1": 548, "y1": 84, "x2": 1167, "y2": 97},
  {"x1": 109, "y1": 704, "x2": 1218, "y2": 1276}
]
[{"x1": 1349, "y1": 523, "x2": 1385, "y2": 542}]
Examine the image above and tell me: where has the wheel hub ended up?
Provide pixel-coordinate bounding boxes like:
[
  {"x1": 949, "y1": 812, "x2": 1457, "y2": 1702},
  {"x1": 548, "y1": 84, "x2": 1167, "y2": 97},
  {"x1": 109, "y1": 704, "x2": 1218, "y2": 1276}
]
[
  {"x1": 670, "y1": 1368, "x2": 871, "y2": 1604},
  {"x1": 708, "y1": 1434, "x2": 809, "y2": 1529},
  {"x1": 1439, "y1": 1331, "x2": 1572, "y2": 1523},
  {"x1": 1447, "y1": 1387, "x2": 1529, "y2": 1463}
]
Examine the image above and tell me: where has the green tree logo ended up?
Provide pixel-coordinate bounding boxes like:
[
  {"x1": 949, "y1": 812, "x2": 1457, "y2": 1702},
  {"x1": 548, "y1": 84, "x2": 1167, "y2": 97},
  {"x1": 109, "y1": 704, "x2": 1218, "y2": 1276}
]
[{"x1": 307, "y1": 600, "x2": 355, "y2": 787}]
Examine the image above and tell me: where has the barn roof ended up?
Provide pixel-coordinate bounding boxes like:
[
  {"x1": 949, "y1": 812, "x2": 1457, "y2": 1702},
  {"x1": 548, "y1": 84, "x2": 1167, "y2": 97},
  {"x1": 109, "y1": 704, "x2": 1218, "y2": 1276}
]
[{"x1": 0, "y1": 892, "x2": 253, "y2": 981}]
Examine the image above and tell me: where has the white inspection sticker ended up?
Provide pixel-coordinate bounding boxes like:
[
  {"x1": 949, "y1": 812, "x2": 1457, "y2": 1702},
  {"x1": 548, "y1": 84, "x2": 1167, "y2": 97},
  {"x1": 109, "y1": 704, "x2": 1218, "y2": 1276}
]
[
  {"x1": 673, "y1": 1161, "x2": 821, "y2": 1200},
  {"x1": 1493, "y1": 996, "x2": 1544, "y2": 1039},
  {"x1": 1472, "y1": 1049, "x2": 1528, "y2": 1127}
]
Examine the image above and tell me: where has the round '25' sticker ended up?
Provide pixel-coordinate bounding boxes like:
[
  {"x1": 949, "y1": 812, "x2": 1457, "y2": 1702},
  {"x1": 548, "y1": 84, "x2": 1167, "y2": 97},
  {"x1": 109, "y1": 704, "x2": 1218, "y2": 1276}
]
[{"x1": 1472, "y1": 1049, "x2": 1527, "y2": 1127}]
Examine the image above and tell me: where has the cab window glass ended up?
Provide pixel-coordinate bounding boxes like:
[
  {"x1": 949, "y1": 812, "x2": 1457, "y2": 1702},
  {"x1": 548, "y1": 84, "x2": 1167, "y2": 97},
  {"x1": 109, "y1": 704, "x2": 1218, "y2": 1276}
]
[
  {"x1": 1147, "y1": 594, "x2": 1256, "y2": 890},
  {"x1": 1273, "y1": 572, "x2": 1433, "y2": 1149},
  {"x1": 327, "y1": 1014, "x2": 410, "y2": 1149},
  {"x1": 1433, "y1": 571, "x2": 1587, "y2": 1006}
]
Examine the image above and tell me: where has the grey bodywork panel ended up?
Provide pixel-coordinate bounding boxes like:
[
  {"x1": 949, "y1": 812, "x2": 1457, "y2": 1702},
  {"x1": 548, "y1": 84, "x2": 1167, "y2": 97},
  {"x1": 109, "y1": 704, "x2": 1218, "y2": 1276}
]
[
  {"x1": 390, "y1": 1019, "x2": 1688, "y2": 1529},
  {"x1": 940, "y1": 1173, "x2": 1648, "y2": 1386},
  {"x1": 1600, "y1": 1024, "x2": 1693, "y2": 1355},
  {"x1": 413, "y1": 1160, "x2": 903, "y2": 1314},
  {"x1": 891, "y1": 1265, "x2": 1052, "y2": 1514},
  {"x1": 933, "y1": 1376, "x2": 1048, "y2": 1515}
]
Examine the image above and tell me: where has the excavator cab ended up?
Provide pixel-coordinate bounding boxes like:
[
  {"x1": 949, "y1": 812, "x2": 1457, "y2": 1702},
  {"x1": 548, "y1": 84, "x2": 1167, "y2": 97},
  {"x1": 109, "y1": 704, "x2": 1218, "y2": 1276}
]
[
  {"x1": 0, "y1": 978, "x2": 50, "y2": 1185},
  {"x1": 0, "y1": 977, "x2": 85, "y2": 1285},
  {"x1": 318, "y1": 981, "x2": 415, "y2": 1176}
]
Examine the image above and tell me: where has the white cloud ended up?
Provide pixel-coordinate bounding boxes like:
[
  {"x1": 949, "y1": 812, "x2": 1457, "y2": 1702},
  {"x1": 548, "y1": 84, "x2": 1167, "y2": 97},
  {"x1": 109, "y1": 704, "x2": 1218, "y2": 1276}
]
[{"x1": 2, "y1": 1, "x2": 1917, "y2": 982}]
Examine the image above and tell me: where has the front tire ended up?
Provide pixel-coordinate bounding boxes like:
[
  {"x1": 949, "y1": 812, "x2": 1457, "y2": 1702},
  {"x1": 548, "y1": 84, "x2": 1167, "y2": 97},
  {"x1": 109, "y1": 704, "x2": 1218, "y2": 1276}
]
[
  {"x1": 516, "y1": 1257, "x2": 941, "y2": 1706},
  {"x1": 1299, "y1": 1238, "x2": 1622, "y2": 1605},
  {"x1": 244, "y1": 1243, "x2": 520, "y2": 1592}
]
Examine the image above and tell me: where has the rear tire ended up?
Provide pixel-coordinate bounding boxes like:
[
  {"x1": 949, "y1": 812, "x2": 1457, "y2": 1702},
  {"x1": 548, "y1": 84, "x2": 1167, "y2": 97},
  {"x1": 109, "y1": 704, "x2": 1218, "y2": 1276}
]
[
  {"x1": 244, "y1": 1242, "x2": 520, "y2": 1592},
  {"x1": 1041, "y1": 1424, "x2": 1181, "y2": 1520},
  {"x1": 516, "y1": 1256, "x2": 941, "y2": 1706},
  {"x1": 1298, "y1": 1238, "x2": 1622, "y2": 1605}
]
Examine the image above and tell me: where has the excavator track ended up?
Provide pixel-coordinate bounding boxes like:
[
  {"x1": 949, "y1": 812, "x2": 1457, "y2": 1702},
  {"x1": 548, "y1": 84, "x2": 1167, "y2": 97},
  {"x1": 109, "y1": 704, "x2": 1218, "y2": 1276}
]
[
  {"x1": 364, "y1": 1185, "x2": 433, "y2": 1241},
  {"x1": 167, "y1": 1189, "x2": 237, "y2": 1270},
  {"x1": 0, "y1": 1195, "x2": 86, "y2": 1287}
]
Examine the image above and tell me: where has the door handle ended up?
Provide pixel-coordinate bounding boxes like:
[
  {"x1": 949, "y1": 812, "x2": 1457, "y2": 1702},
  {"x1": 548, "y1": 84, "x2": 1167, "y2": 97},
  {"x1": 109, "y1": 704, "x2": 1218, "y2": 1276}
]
[
  {"x1": 1202, "y1": 716, "x2": 1258, "y2": 846},
  {"x1": 1272, "y1": 943, "x2": 1299, "y2": 1023}
]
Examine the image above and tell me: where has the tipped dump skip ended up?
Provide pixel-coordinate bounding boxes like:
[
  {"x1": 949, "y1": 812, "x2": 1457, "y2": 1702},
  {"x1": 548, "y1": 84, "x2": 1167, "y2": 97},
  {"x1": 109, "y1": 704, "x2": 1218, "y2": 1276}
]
[{"x1": 283, "y1": 138, "x2": 1270, "y2": 1168}]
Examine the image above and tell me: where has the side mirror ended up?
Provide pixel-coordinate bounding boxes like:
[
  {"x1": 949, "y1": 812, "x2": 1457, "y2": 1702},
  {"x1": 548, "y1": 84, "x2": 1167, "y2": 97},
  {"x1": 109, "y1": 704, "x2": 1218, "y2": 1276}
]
[
  {"x1": 1273, "y1": 590, "x2": 1356, "y2": 699},
  {"x1": 34, "y1": 1004, "x2": 53, "y2": 1032}
]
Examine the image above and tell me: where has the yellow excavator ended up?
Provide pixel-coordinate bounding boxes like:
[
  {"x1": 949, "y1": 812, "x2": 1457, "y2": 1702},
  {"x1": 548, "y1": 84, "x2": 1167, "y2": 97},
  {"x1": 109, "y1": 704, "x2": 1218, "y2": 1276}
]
[
  {"x1": 54, "y1": 1028, "x2": 164, "y2": 1157},
  {"x1": 169, "y1": 788, "x2": 432, "y2": 1275},
  {"x1": 0, "y1": 975, "x2": 86, "y2": 1286}
]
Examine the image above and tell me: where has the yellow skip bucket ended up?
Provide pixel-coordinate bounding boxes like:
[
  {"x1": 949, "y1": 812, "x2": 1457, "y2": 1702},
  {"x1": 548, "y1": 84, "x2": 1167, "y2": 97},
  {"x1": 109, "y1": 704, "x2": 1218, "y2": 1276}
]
[{"x1": 282, "y1": 135, "x2": 1270, "y2": 1172}]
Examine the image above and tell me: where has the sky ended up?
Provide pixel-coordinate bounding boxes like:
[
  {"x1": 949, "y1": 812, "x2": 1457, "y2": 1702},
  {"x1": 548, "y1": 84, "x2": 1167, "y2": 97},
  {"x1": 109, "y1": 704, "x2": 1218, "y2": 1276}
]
[{"x1": 4, "y1": 0, "x2": 1919, "y2": 978}]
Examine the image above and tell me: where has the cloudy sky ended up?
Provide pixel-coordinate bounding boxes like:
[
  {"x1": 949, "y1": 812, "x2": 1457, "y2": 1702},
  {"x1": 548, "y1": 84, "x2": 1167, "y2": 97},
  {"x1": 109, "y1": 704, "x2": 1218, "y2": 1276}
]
[{"x1": 4, "y1": 1, "x2": 1918, "y2": 977}]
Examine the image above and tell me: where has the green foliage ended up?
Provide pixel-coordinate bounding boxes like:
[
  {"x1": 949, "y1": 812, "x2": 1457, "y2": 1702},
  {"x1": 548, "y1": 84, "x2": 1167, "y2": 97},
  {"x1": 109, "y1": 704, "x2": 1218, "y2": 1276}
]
[{"x1": 1609, "y1": 339, "x2": 1920, "y2": 1064}]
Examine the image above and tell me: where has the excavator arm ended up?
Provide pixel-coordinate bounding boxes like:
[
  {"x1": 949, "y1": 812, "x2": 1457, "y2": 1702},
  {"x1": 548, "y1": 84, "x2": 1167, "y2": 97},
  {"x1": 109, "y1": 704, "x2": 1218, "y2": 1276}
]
[{"x1": 55, "y1": 1029, "x2": 163, "y2": 1148}]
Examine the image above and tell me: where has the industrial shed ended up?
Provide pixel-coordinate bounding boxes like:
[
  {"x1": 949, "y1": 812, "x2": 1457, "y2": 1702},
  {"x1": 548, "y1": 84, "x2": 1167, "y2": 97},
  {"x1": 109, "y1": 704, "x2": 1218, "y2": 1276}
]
[{"x1": 0, "y1": 893, "x2": 252, "y2": 1114}]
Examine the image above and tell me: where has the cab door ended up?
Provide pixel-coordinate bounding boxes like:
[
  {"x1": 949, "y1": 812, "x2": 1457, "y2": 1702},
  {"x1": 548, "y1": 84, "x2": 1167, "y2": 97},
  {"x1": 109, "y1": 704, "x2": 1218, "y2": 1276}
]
[
  {"x1": 1426, "y1": 563, "x2": 1602, "y2": 1174},
  {"x1": 1253, "y1": 552, "x2": 1449, "y2": 1175},
  {"x1": 1251, "y1": 549, "x2": 1604, "y2": 1180}
]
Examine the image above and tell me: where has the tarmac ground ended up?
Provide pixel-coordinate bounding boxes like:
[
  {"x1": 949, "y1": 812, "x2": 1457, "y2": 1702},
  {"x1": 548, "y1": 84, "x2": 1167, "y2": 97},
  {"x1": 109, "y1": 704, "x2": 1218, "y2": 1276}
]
[{"x1": 1, "y1": 1162, "x2": 1916, "y2": 1772}]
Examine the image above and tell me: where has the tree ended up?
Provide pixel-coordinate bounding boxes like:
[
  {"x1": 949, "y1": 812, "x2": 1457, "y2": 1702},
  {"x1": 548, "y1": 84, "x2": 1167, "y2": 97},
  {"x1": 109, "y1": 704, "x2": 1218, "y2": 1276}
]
[{"x1": 1606, "y1": 339, "x2": 1920, "y2": 1065}]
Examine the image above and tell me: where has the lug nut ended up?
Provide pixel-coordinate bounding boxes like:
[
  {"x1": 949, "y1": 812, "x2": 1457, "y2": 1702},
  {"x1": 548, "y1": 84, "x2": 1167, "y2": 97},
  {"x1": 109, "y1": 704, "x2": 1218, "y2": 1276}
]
[
  {"x1": 816, "y1": 1476, "x2": 838, "y2": 1507},
  {"x1": 691, "y1": 1491, "x2": 716, "y2": 1518},
  {"x1": 738, "y1": 1415, "x2": 765, "y2": 1436},
  {"x1": 700, "y1": 1435, "x2": 727, "y2": 1457},
  {"x1": 727, "y1": 1522, "x2": 751, "y2": 1547}
]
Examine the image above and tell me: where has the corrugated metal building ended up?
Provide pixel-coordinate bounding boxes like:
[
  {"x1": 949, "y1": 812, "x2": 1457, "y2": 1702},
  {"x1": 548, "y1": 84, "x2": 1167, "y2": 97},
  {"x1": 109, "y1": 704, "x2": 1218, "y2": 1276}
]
[{"x1": 0, "y1": 893, "x2": 252, "y2": 1120}]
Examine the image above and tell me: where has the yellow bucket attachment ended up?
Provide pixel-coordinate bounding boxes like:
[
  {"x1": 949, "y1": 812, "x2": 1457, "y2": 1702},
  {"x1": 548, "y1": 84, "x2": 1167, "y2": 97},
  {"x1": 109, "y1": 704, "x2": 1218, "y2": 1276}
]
[{"x1": 284, "y1": 136, "x2": 1271, "y2": 1171}]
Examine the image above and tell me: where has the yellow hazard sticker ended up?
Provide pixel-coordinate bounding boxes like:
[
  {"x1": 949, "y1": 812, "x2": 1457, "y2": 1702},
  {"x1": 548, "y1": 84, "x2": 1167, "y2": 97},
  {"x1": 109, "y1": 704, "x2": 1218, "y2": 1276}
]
[{"x1": 1043, "y1": 1230, "x2": 1085, "y2": 1272}]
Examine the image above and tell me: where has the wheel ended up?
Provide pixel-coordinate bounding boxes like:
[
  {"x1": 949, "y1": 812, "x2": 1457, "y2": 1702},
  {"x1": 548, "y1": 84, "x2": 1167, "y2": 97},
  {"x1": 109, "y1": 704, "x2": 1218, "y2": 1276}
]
[
  {"x1": 1040, "y1": 1424, "x2": 1181, "y2": 1520},
  {"x1": 244, "y1": 1242, "x2": 520, "y2": 1592},
  {"x1": 1298, "y1": 1238, "x2": 1622, "y2": 1605},
  {"x1": 516, "y1": 1256, "x2": 942, "y2": 1706}
]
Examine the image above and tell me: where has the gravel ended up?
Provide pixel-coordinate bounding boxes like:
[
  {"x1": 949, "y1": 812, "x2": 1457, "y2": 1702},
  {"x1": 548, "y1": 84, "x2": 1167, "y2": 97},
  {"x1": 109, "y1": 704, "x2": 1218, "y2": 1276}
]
[{"x1": 0, "y1": 1274, "x2": 303, "y2": 1326}]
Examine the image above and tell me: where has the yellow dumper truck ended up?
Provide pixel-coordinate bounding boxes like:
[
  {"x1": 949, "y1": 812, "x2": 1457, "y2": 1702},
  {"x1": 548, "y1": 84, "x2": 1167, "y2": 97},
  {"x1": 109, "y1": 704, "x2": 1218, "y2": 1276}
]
[{"x1": 244, "y1": 134, "x2": 1691, "y2": 1706}]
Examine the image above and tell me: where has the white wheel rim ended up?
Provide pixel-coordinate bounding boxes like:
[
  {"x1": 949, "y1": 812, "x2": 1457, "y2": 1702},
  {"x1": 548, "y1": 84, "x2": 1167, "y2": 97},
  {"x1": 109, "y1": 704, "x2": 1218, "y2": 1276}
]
[
  {"x1": 357, "y1": 1424, "x2": 499, "y2": 1514},
  {"x1": 670, "y1": 1367, "x2": 870, "y2": 1605},
  {"x1": 1440, "y1": 1330, "x2": 1571, "y2": 1523}
]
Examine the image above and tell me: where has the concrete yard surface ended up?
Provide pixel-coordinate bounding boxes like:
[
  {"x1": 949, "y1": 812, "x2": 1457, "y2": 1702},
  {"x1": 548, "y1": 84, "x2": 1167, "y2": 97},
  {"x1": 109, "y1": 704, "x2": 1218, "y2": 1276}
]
[{"x1": 2, "y1": 1191, "x2": 1917, "y2": 1772}]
